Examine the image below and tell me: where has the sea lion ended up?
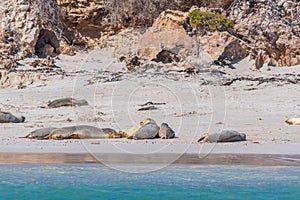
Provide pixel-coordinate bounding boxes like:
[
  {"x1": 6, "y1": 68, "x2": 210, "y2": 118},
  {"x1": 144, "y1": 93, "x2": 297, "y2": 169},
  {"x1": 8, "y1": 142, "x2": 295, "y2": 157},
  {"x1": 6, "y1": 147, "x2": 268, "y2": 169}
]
[
  {"x1": 22, "y1": 127, "x2": 58, "y2": 139},
  {"x1": 158, "y1": 123, "x2": 175, "y2": 139},
  {"x1": 197, "y1": 130, "x2": 246, "y2": 143},
  {"x1": 44, "y1": 125, "x2": 124, "y2": 140},
  {"x1": 285, "y1": 118, "x2": 300, "y2": 125},
  {"x1": 124, "y1": 118, "x2": 160, "y2": 140},
  {"x1": 0, "y1": 111, "x2": 25, "y2": 123},
  {"x1": 44, "y1": 98, "x2": 88, "y2": 108}
]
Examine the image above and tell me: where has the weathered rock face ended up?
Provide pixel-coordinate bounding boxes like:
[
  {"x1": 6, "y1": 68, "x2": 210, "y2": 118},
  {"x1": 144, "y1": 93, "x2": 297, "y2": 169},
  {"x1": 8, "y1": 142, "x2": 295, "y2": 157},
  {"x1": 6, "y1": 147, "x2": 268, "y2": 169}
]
[
  {"x1": 123, "y1": 10, "x2": 212, "y2": 73},
  {"x1": 121, "y1": 8, "x2": 245, "y2": 72},
  {"x1": 0, "y1": 0, "x2": 73, "y2": 69},
  {"x1": 0, "y1": 0, "x2": 234, "y2": 70},
  {"x1": 1, "y1": 0, "x2": 299, "y2": 71},
  {"x1": 0, "y1": 70, "x2": 46, "y2": 89},
  {"x1": 103, "y1": 0, "x2": 234, "y2": 29},
  {"x1": 118, "y1": 1, "x2": 300, "y2": 71},
  {"x1": 57, "y1": 0, "x2": 107, "y2": 45},
  {"x1": 56, "y1": 0, "x2": 234, "y2": 46},
  {"x1": 137, "y1": 10, "x2": 191, "y2": 61},
  {"x1": 228, "y1": 0, "x2": 300, "y2": 67},
  {"x1": 197, "y1": 31, "x2": 249, "y2": 63}
]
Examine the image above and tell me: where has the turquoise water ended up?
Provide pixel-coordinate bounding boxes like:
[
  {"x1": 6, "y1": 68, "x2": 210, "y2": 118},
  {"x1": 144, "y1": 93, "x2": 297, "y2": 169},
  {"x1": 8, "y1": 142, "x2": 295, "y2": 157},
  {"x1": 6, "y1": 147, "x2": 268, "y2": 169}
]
[{"x1": 0, "y1": 164, "x2": 299, "y2": 200}]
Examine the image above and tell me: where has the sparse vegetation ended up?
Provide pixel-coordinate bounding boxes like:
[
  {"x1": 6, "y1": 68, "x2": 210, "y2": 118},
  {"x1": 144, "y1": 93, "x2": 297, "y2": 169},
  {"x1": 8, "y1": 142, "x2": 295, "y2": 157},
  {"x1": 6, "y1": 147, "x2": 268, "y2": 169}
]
[{"x1": 188, "y1": 9, "x2": 234, "y2": 32}]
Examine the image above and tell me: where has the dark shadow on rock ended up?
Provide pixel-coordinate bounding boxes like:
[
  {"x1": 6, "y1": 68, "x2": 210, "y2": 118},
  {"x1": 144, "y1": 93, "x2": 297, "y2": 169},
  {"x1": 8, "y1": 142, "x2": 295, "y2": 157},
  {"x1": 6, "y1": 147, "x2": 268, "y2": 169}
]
[{"x1": 35, "y1": 29, "x2": 60, "y2": 58}]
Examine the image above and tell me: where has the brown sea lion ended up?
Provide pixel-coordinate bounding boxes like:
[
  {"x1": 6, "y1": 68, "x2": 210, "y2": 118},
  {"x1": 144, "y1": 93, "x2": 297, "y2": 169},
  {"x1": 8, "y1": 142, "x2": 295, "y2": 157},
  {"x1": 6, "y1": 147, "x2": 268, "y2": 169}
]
[
  {"x1": 197, "y1": 130, "x2": 246, "y2": 143},
  {"x1": 123, "y1": 118, "x2": 160, "y2": 140},
  {"x1": 22, "y1": 127, "x2": 58, "y2": 139},
  {"x1": 44, "y1": 125, "x2": 124, "y2": 140},
  {"x1": 0, "y1": 111, "x2": 25, "y2": 123},
  {"x1": 158, "y1": 123, "x2": 175, "y2": 139},
  {"x1": 44, "y1": 98, "x2": 88, "y2": 108}
]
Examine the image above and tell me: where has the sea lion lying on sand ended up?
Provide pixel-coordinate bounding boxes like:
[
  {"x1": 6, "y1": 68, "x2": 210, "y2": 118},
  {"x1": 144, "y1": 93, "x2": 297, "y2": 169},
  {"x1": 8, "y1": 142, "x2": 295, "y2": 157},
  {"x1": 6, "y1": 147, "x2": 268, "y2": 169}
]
[
  {"x1": 197, "y1": 130, "x2": 246, "y2": 143},
  {"x1": 0, "y1": 111, "x2": 25, "y2": 123},
  {"x1": 22, "y1": 127, "x2": 58, "y2": 139},
  {"x1": 121, "y1": 119, "x2": 175, "y2": 140},
  {"x1": 285, "y1": 118, "x2": 300, "y2": 125},
  {"x1": 159, "y1": 123, "x2": 175, "y2": 139},
  {"x1": 43, "y1": 98, "x2": 88, "y2": 108},
  {"x1": 23, "y1": 125, "x2": 124, "y2": 140},
  {"x1": 123, "y1": 118, "x2": 160, "y2": 140}
]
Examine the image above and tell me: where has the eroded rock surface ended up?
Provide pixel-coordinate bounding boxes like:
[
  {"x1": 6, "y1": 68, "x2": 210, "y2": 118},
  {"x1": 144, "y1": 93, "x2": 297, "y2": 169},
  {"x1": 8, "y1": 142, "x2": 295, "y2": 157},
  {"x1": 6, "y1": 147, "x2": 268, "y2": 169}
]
[
  {"x1": 117, "y1": 0, "x2": 300, "y2": 71},
  {"x1": 0, "y1": 0, "x2": 73, "y2": 69},
  {"x1": 228, "y1": 0, "x2": 300, "y2": 67},
  {"x1": 0, "y1": 0, "x2": 299, "y2": 73}
]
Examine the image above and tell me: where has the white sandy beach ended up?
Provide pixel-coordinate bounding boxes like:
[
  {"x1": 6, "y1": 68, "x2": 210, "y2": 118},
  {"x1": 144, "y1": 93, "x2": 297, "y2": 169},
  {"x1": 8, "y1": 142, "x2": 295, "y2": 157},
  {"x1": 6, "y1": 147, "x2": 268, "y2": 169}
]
[{"x1": 1, "y1": 48, "x2": 300, "y2": 164}]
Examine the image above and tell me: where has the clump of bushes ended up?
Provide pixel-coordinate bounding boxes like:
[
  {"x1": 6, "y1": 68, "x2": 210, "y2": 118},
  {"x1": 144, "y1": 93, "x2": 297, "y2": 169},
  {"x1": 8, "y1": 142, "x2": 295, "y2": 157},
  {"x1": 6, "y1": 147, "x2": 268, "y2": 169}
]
[{"x1": 188, "y1": 9, "x2": 234, "y2": 32}]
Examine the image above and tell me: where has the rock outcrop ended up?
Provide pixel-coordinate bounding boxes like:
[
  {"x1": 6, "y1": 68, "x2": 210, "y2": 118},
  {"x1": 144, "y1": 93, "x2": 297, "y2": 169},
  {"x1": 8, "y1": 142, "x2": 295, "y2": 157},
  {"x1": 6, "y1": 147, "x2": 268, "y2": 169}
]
[
  {"x1": 57, "y1": 0, "x2": 235, "y2": 46},
  {"x1": 228, "y1": 0, "x2": 300, "y2": 67},
  {"x1": 0, "y1": 70, "x2": 46, "y2": 89},
  {"x1": 120, "y1": 8, "x2": 244, "y2": 72},
  {"x1": 0, "y1": 0, "x2": 74, "y2": 69},
  {"x1": 117, "y1": 0, "x2": 300, "y2": 71},
  {"x1": 122, "y1": 10, "x2": 211, "y2": 73},
  {"x1": 0, "y1": 0, "x2": 299, "y2": 72},
  {"x1": 0, "y1": 0, "x2": 235, "y2": 70}
]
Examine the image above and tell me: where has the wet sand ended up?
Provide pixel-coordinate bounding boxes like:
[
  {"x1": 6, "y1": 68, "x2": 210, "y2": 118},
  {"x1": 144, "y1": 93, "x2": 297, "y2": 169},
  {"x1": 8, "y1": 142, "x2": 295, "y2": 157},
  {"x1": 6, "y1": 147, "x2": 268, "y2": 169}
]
[{"x1": 0, "y1": 153, "x2": 299, "y2": 166}]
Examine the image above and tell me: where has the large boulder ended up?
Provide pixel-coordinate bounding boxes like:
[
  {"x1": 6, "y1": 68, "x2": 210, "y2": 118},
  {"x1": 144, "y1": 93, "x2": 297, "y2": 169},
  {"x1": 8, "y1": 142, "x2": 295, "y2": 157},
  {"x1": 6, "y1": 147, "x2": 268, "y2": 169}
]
[
  {"x1": 120, "y1": 7, "x2": 248, "y2": 72},
  {"x1": 198, "y1": 31, "x2": 249, "y2": 63},
  {"x1": 123, "y1": 9, "x2": 214, "y2": 72},
  {"x1": 136, "y1": 10, "x2": 192, "y2": 61}
]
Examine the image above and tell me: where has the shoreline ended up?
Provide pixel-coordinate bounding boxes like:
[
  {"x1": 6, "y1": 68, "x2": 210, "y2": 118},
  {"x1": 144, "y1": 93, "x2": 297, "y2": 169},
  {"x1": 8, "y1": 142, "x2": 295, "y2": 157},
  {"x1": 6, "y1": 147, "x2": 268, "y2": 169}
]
[{"x1": 0, "y1": 152, "x2": 299, "y2": 166}]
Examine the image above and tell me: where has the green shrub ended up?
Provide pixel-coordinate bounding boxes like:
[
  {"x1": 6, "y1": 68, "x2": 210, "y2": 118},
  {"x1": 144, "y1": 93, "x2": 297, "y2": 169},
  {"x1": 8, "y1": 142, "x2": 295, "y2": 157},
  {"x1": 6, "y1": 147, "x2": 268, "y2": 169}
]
[{"x1": 188, "y1": 9, "x2": 234, "y2": 32}]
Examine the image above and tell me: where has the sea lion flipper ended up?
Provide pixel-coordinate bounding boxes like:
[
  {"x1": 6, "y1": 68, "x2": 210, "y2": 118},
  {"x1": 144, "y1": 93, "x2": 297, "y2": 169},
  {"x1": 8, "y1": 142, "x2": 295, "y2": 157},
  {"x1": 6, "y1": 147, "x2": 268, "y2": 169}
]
[
  {"x1": 197, "y1": 135, "x2": 206, "y2": 142},
  {"x1": 36, "y1": 137, "x2": 49, "y2": 140},
  {"x1": 43, "y1": 135, "x2": 51, "y2": 140},
  {"x1": 69, "y1": 134, "x2": 80, "y2": 139}
]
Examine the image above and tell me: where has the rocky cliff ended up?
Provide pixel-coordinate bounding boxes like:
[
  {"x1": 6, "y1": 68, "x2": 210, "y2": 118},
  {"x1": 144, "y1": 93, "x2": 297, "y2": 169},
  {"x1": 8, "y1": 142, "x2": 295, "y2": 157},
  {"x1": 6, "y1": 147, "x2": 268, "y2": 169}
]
[
  {"x1": 0, "y1": 0, "x2": 299, "y2": 70},
  {"x1": 0, "y1": 0, "x2": 73, "y2": 69},
  {"x1": 0, "y1": 0, "x2": 235, "y2": 69},
  {"x1": 56, "y1": 0, "x2": 234, "y2": 45},
  {"x1": 228, "y1": 0, "x2": 300, "y2": 67},
  {"x1": 121, "y1": 0, "x2": 300, "y2": 70}
]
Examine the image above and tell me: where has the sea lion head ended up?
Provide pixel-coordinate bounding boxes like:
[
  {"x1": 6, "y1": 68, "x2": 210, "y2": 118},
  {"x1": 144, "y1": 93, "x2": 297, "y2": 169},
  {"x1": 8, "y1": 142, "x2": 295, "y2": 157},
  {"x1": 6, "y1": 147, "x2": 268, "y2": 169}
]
[
  {"x1": 100, "y1": 128, "x2": 123, "y2": 138},
  {"x1": 239, "y1": 133, "x2": 246, "y2": 141},
  {"x1": 77, "y1": 99, "x2": 89, "y2": 106},
  {"x1": 119, "y1": 131, "x2": 131, "y2": 138},
  {"x1": 139, "y1": 118, "x2": 154, "y2": 126},
  {"x1": 19, "y1": 116, "x2": 25, "y2": 123},
  {"x1": 159, "y1": 123, "x2": 175, "y2": 139}
]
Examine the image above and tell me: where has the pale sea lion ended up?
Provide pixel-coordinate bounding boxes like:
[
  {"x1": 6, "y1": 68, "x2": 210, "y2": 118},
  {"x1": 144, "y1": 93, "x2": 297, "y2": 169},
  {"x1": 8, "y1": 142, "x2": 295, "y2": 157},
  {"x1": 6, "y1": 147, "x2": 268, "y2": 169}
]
[
  {"x1": 44, "y1": 98, "x2": 88, "y2": 108},
  {"x1": 197, "y1": 130, "x2": 246, "y2": 143},
  {"x1": 0, "y1": 111, "x2": 25, "y2": 123},
  {"x1": 285, "y1": 118, "x2": 300, "y2": 125},
  {"x1": 44, "y1": 125, "x2": 124, "y2": 140},
  {"x1": 22, "y1": 127, "x2": 58, "y2": 139},
  {"x1": 158, "y1": 123, "x2": 175, "y2": 139},
  {"x1": 124, "y1": 118, "x2": 160, "y2": 140}
]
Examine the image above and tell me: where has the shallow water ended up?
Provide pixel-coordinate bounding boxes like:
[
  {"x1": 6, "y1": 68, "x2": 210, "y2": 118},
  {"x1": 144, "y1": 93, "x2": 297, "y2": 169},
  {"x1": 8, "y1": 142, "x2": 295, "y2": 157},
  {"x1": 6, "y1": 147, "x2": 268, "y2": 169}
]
[{"x1": 0, "y1": 164, "x2": 299, "y2": 199}]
